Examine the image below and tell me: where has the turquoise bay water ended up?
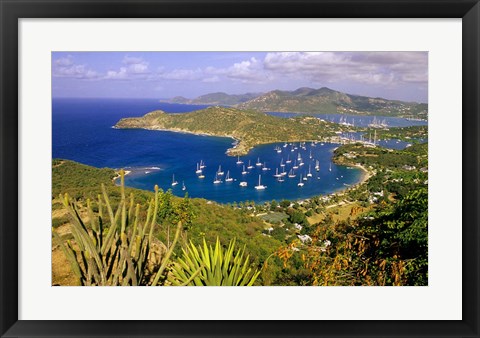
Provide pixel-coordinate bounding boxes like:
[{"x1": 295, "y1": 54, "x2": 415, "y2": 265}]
[{"x1": 53, "y1": 98, "x2": 421, "y2": 204}]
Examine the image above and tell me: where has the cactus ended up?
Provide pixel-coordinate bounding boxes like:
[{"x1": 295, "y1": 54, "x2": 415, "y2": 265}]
[
  {"x1": 53, "y1": 170, "x2": 180, "y2": 286},
  {"x1": 169, "y1": 237, "x2": 261, "y2": 286}
]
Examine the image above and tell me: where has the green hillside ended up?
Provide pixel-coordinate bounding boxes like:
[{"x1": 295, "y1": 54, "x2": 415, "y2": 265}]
[
  {"x1": 114, "y1": 106, "x2": 353, "y2": 155},
  {"x1": 237, "y1": 87, "x2": 428, "y2": 117}
]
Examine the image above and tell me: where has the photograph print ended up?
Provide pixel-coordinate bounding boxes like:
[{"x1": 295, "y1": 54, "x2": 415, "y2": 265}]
[{"x1": 52, "y1": 51, "x2": 428, "y2": 286}]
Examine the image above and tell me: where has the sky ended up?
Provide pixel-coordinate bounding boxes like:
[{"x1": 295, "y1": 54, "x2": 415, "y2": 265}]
[{"x1": 52, "y1": 52, "x2": 428, "y2": 103}]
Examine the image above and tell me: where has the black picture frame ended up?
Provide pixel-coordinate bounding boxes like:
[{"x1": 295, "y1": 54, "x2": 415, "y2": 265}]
[{"x1": 1, "y1": 1, "x2": 479, "y2": 337}]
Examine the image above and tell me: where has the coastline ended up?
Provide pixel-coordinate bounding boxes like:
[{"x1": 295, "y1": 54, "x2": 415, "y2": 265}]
[
  {"x1": 352, "y1": 163, "x2": 372, "y2": 186},
  {"x1": 324, "y1": 163, "x2": 372, "y2": 200},
  {"x1": 114, "y1": 124, "x2": 338, "y2": 157}
]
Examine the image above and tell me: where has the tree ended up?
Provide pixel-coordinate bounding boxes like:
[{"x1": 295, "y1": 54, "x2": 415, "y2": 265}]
[
  {"x1": 280, "y1": 200, "x2": 291, "y2": 209},
  {"x1": 270, "y1": 200, "x2": 278, "y2": 211}
]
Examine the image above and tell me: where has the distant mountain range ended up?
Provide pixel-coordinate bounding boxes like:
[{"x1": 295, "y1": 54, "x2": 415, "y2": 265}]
[{"x1": 162, "y1": 87, "x2": 428, "y2": 117}]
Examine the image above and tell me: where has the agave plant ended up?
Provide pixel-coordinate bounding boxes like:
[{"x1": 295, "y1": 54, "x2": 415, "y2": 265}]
[
  {"x1": 53, "y1": 170, "x2": 185, "y2": 286},
  {"x1": 169, "y1": 237, "x2": 260, "y2": 286}
]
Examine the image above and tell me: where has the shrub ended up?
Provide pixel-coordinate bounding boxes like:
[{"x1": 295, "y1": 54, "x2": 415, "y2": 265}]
[{"x1": 169, "y1": 237, "x2": 260, "y2": 286}]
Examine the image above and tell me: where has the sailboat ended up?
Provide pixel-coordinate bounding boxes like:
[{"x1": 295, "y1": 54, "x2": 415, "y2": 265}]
[
  {"x1": 262, "y1": 162, "x2": 269, "y2": 171},
  {"x1": 273, "y1": 168, "x2": 281, "y2": 178},
  {"x1": 307, "y1": 165, "x2": 313, "y2": 177},
  {"x1": 256, "y1": 157, "x2": 262, "y2": 166},
  {"x1": 199, "y1": 160, "x2": 206, "y2": 169},
  {"x1": 213, "y1": 173, "x2": 222, "y2": 184},
  {"x1": 195, "y1": 163, "x2": 202, "y2": 174},
  {"x1": 293, "y1": 160, "x2": 299, "y2": 170},
  {"x1": 329, "y1": 163, "x2": 332, "y2": 172},
  {"x1": 280, "y1": 158, "x2": 285, "y2": 167},
  {"x1": 217, "y1": 165, "x2": 224, "y2": 176},
  {"x1": 182, "y1": 181, "x2": 186, "y2": 191},
  {"x1": 286, "y1": 155, "x2": 292, "y2": 164},
  {"x1": 288, "y1": 169, "x2": 296, "y2": 178},
  {"x1": 198, "y1": 173, "x2": 205, "y2": 179},
  {"x1": 254, "y1": 175, "x2": 266, "y2": 190},
  {"x1": 309, "y1": 150, "x2": 313, "y2": 159},
  {"x1": 280, "y1": 166, "x2": 287, "y2": 176},
  {"x1": 171, "y1": 174, "x2": 178, "y2": 186},
  {"x1": 225, "y1": 171, "x2": 233, "y2": 182},
  {"x1": 239, "y1": 181, "x2": 248, "y2": 187},
  {"x1": 236, "y1": 156, "x2": 243, "y2": 165},
  {"x1": 241, "y1": 165, "x2": 247, "y2": 175},
  {"x1": 315, "y1": 160, "x2": 320, "y2": 172},
  {"x1": 297, "y1": 174, "x2": 304, "y2": 187}
]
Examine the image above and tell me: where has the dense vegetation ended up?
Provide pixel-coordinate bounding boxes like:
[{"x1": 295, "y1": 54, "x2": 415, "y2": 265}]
[
  {"x1": 293, "y1": 186, "x2": 428, "y2": 286},
  {"x1": 115, "y1": 107, "x2": 354, "y2": 156}
]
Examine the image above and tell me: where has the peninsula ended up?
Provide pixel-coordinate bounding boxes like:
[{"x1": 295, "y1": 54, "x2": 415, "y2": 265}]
[{"x1": 114, "y1": 106, "x2": 353, "y2": 156}]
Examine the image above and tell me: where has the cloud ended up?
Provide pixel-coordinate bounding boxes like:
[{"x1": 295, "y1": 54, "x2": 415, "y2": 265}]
[
  {"x1": 104, "y1": 67, "x2": 128, "y2": 80},
  {"x1": 53, "y1": 54, "x2": 150, "y2": 81},
  {"x1": 204, "y1": 57, "x2": 266, "y2": 83},
  {"x1": 226, "y1": 57, "x2": 263, "y2": 81},
  {"x1": 122, "y1": 55, "x2": 149, "y2": 74},
  {"x1": 52, "y1": 56, "x2": 99, "y2": 79},
  {"x1": 104, "y1": 56, "x2": 150, "y2": 80},
  {"x1": 263, "y1": 52, "x2": 427, "y2": 87},
  {"x1": 55, "y1": 56, "x2": 74, "y2": 67}
]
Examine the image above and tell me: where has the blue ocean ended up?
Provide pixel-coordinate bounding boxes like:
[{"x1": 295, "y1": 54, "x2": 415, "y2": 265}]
[{"x1": 53, "y1": 98, "x2": 423, "y2": 204}]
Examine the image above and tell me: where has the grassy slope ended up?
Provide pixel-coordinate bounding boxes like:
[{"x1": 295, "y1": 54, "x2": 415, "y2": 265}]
[{"x1": 114, "y1": 106, "x2": 353, "y2": 155}]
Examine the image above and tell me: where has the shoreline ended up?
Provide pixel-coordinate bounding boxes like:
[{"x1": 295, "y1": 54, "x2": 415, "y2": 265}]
[
  {"x1": 352, "y1": 163, "x2": 372, "y2": 186},
  {"x1": 114, "y1": 124, "x2": 339, "y2": 157},
  {"x1": 320, "y1": 163, "x2": 372, "y2": 201}
]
